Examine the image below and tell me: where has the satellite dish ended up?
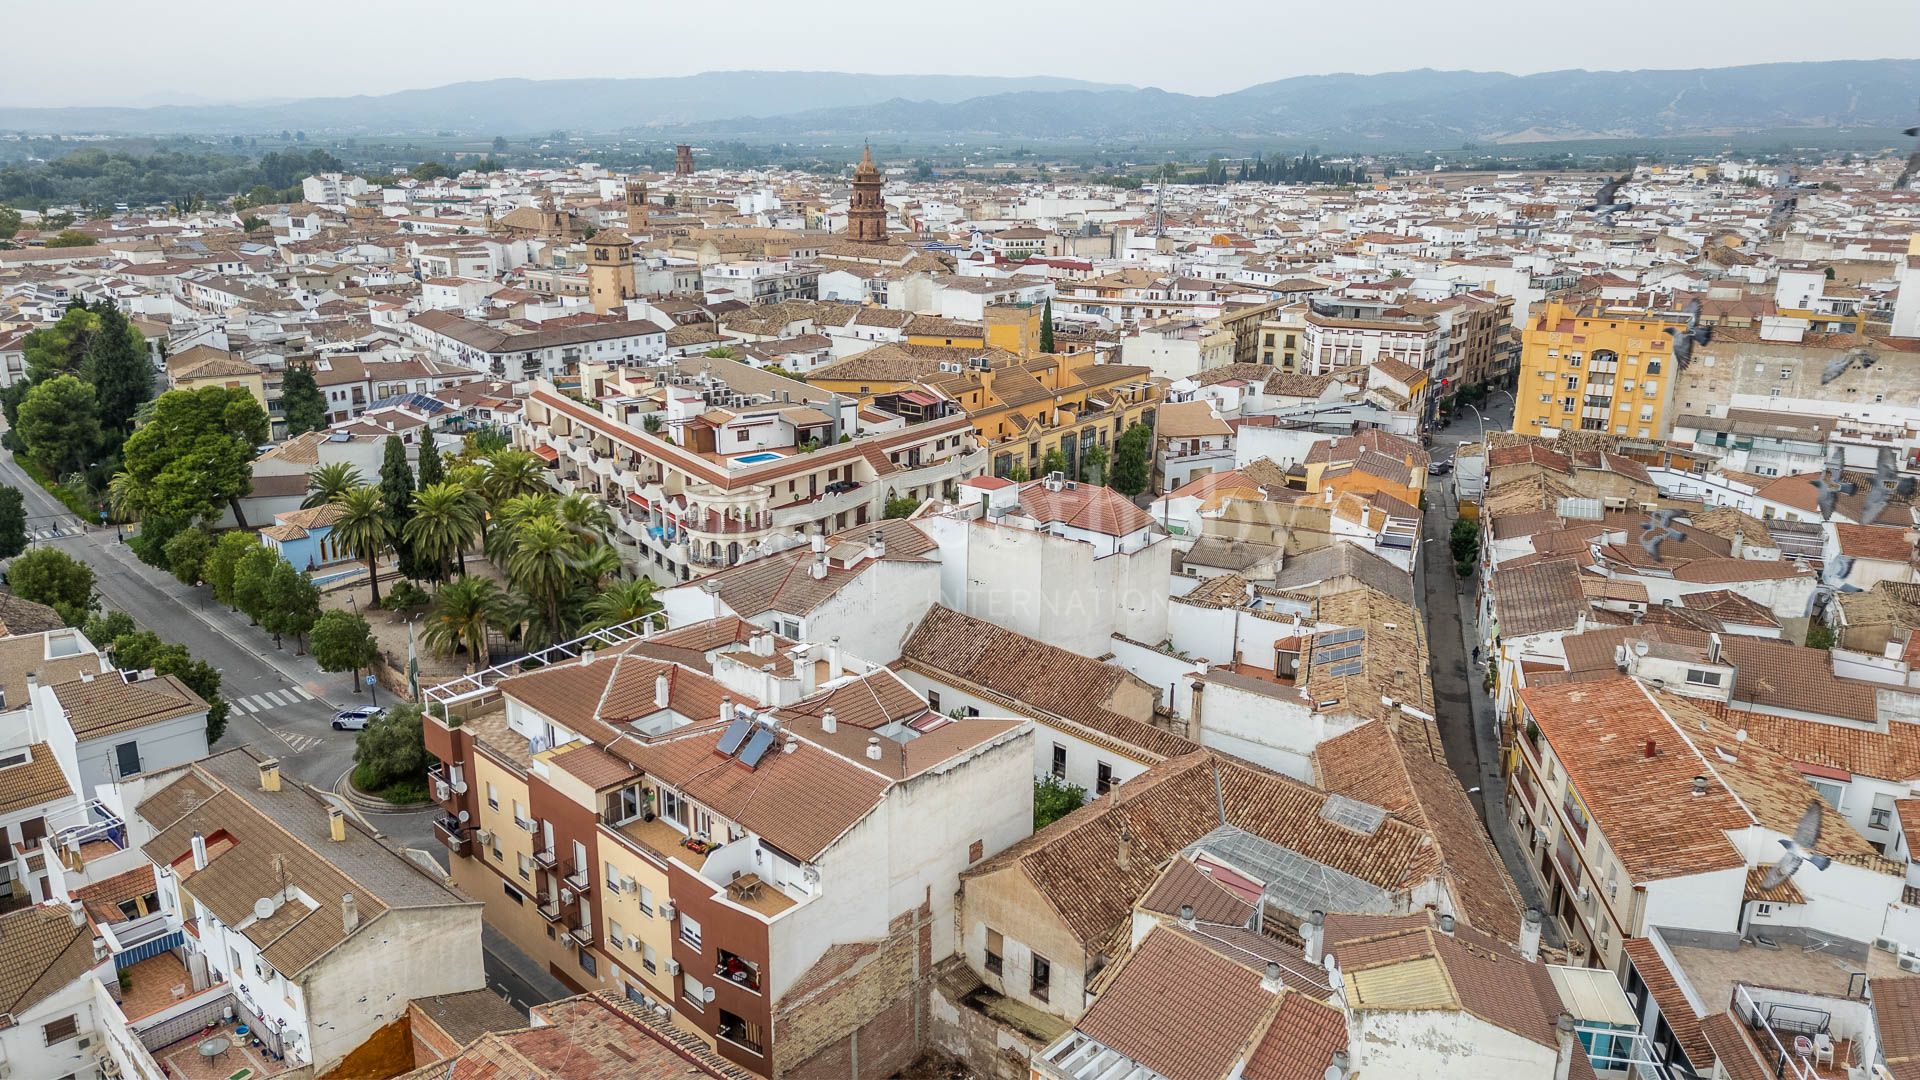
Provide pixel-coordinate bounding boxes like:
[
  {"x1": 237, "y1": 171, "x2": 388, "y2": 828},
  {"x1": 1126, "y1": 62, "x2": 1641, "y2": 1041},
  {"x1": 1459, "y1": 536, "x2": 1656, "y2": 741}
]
[
  {"x1": 253, "y1": 897, "x2": 276, "y2": 920},
  {"x1": 457, "y1": 810, "x2": 470, "y2": 823}
]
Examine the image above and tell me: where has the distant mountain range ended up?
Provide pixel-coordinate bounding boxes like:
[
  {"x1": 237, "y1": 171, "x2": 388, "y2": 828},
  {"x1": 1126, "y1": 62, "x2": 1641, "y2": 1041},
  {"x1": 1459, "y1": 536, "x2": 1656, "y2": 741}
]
[{"x1": 3, "y1": 61, "x2": 1916, "y2": 144}]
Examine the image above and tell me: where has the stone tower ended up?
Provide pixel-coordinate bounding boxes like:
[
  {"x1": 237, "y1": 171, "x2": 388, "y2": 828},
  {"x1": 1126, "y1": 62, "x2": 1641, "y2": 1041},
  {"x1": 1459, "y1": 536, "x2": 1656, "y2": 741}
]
[
  {"x1": 847, "y1": 144, "x2": 887, "y2": 243},
  {"x1": 675, "y1": 145, "x2": 695, "y2": 177},
  {"x1": 585, "y1": 228, "x2": 636, "y2": 315},
  {"x1": 625, "y1": 178, "x2": 650, "y2": 234}
]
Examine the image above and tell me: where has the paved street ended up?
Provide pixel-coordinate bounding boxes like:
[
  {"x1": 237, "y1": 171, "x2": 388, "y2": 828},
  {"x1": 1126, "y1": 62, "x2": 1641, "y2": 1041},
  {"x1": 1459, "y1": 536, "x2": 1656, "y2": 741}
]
[{"x1": 0, "y1": 445, "x2": 568, "y2": 1011}]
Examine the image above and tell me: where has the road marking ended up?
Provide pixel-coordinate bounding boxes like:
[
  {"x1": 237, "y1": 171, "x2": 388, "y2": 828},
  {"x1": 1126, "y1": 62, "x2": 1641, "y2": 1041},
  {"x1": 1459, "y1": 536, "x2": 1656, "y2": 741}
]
[
  {"x1": 289, "y1": 686, "x2": 313, "y2": 701},
  {"x1": 265, "y1": 690, "x2": 295, "y2": 707},
  {"x1": 272, "y1": 729, "x2": 323, "y2": 753}
]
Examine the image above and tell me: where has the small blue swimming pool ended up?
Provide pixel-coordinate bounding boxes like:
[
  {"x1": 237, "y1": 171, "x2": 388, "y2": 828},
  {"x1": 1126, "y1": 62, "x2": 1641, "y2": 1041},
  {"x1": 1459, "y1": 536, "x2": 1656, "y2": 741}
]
[{"x1": 732, "y1": 452, "x2": 782, "y2": 465}]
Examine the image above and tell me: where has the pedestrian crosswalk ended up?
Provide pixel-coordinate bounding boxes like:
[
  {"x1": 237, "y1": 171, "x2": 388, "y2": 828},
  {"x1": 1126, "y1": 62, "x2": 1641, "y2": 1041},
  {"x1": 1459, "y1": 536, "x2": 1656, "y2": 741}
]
[
  {"x1": 271, "y1": 729, "x2": 324, "y2": 753},
  {"x1": 230, "y1": 686, "x2": 316, "y2": 715}
]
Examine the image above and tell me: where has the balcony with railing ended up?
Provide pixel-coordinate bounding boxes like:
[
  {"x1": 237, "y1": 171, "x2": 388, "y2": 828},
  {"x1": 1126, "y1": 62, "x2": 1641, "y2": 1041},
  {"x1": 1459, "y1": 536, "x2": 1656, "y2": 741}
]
[
  {"x1": 533, "y1": 841, "x2": 558, "y2": 869},
  {"x1": 537, "y1": 890, "x2": 564, "y2": 922},
  {"x1": 434, "y1": 816, "x2": 472, "y2": 858}
]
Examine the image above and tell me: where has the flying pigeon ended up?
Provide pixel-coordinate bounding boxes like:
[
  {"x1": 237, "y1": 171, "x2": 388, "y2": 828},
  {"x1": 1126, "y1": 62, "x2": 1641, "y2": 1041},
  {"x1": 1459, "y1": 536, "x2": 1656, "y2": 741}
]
[
  {"x1": 1821, "y1": 346, "x2": 1877, "y2": 385},
  {"x1": 1760, "y1": 800, "x2": 1833, "y2": 890},
  {"x1": 1638, "y1": 508, "x2": 1685, "y2": 562},
  {"x1": 1804, "y1": 553, "x2": 1865, "y2": 618},
  {"x1": 1811, "y1": 446, "x2": 1857, "y2": 520},
  {"x1": 1583, "y1": 170, "x2": 1634, "y2": 223},
  {"x1": 1861, "y1": 446, "x2": 1919, "y2": 526},
  {"x1": 1660, "y1": 303, "x2": 1711, "y2": 365}
]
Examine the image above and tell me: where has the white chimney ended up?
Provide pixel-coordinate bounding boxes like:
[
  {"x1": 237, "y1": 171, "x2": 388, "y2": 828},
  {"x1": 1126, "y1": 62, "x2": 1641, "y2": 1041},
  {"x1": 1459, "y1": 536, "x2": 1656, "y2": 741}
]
[
  {"x1": 68, "y1": 900, "x2": 86, "y2": 928},
  {"x1": 798, "y1": 646, "x2": 818, "y2": 696},
  {"x1": 1303, "y1": 910, "x2": 1325, "y2": 965},
  {"x1": 654, "y1": 673, "x2": 670, "y2": 708},
  {"x1": 865, "y1": 736, "x2": 882, "y2": 761},
  {"x1": 868, "y1": 532, "x2": 886, "y2": 560},
  {"x1": 821, "y1": 709, "x2": 837, "y2": 734},
  {"x1": 191, "y1": 831, "x2": 208, "y2": 871},
  {"x1": 1520, "y1": 908, "x2": 1542, "y2": 963},
  {"x1": 1553, "y1": 1013, "x2": 1578, "y2": 1080},
  {"x1": 582, "y1": 645, "x2": 597, "y2": 666},
  {"x1": 341, "y1": 893, "x2": 360, "y2": 934},
  {"x1": 829, "y1": 637, "x2": 843, "y2": 680},
  {"x1": 720, "y1": 697, "x2": 733, "y2": 727},
  {"x1": 1261, "y1": 960, "x2": 1284, "y2": 993},
  {"x1": 810, "y1": 552, "x2": 828, "y2": 581},
  {"x1": 810, "y1": 529, "x2": 826, "y2": 555}
]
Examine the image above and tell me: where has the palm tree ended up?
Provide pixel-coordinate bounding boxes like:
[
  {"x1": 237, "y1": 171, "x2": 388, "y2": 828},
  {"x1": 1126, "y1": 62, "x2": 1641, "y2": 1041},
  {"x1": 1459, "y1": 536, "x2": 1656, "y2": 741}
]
[
  {"x1": 504, "y1": 517, "x2": 576, "y2": 638},
  {"x1": 555, "y1": 492, "x2": 613, "y2": 547},
  {"x1": 572, "y1": 543, "x2": 623, "y2": 590},
  {"x1": 492, "y1": 589, "x2": 552, "y2": 651},
  {"x1": 421, "y1": 576, "x2": 502, "y2": 671},
  {"x1": 106, "y1": 470, "x2": 143, "y2": 525},
  {"x1": 303, "y1": 463, "x2": 364, "y2": 509},
  {"x1": 485, "y1": 492, "x2": 556, "y2": 564},
  {"x1": 484, "y1": 449, "x2": 548, "y2": 504},
  {"x1": 405, "y1": 482, "x2": 480, "y2": 579},
  {"x1": 447, "y1": 463, "x2": 492, "y2": 542},
  {"x1": 583, "y1": 577, "x2": 658, "y2": 631},
  {"x1": 333, "y1": 485, "x2": 395, "y2": 607}
]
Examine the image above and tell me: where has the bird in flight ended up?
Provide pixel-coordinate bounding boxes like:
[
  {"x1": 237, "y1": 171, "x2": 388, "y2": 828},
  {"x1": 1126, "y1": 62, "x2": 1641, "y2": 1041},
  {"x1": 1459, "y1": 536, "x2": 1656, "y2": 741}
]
[
  {"x1": 1662, "y1": 299, "x2": 1712, "y2": 365},
  {"x1": 1861, "y1": 447, "x2": 1918, "y2": 526},
  {"x1": 1896, "y1": 108, "x2": 1919, "y2": 190},
  {"x1": 1583, "y1": 170, "x2": 1634, "y2": 224},
  {"x1": 1761, "y1": 800, "x2": 1833, "y2": 890},
  {"x1": 1638, "y1": 508, "x2": 1685, "y2": 562},
  {"x1": 1821, "y1": 346, "x2": 1876, "y2": 386},
  {"x1": 1804, "y1": 554, "x2": 1865, "y2": 618},
  {"x1": 1811, "y1": 446, "x2": 1857, "y2": 520}
]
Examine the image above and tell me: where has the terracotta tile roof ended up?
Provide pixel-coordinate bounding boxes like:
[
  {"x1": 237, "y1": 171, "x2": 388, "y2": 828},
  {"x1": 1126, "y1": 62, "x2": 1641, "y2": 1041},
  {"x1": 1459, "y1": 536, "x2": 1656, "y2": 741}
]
[
  {"x1": 0, "y1": 592, "x2": 66, "y2": 636},
  {"x1": 963, "y1": 751, "x2": 1447, "y2": 951},
  {"x1": 74, "y1": 864, "x2": 158, "y2": 925},
  {"x1": 1683, "y1": 589, "x2": 1780, "y2": 629},
  {"x1": 1018, "y1": 480, "x2": 1155, "y2": 537},
  {"x1": 1836, "y1": 522, "x2": 1917, "y2": 563},
  {"x1": 0, "y1": 742, "x2": 73, "y2": 815},
  {"x1": 1075, "y1": 924, "x2": 1287, "y2": 1080},
  {"x1": 1489, "y1": 557, "x2": 1588, "y2": 637},
  {"x1": 408, "y1": 987, "x2": 529, "y2": 1049},
  {"x1": 1621, "y1": 936, "x2": 1712, "y2": 1069},
  {"x1": 898, "y1": 606, "x2": 1194, "y2": 763},
  {"x1": 1743, "y1": 864, "x2": 1806, "y2": 904},
  {"x1": 1241, "y1": 991, "x2": 1349, "y2": 1080},
  {"x1": 1136, "y1": 855, "x2": 1256, "y2": 927},
  {"x1": 1155, "y1": 400, "x2": 1232, "y2": 439},
  {"x1": 1873, "y1": 976, "x2": 1920, "y2": 1079},
  {"x1": 395, "y1": 989, "x2": 752, "y2": 1080},
  {"x1": 0, "y1": 903, "x2": 93, "y2": 1017},
  {"x1": 1701, "y1": 1012, "x2": 1776, "y2": 1080},
  {"x1": 773, "y1": 667, "x2": 930, "y2": 732},
  {"x1": 499, "y1": 647, "x2": 734, "y2": 745},
  {"x1": 550, "y1": 743, "x2": 641, "y2": 790},
  {"x1": 52, "y1": 671, "x2": 206, "y2": 742},
  {"x1": 1687, "y1": 507, "x2": 1778, "y2": 548}
]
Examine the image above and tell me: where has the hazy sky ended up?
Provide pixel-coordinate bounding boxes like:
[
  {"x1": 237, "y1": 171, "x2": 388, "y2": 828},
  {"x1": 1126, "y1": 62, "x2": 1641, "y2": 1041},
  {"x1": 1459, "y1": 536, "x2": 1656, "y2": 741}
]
[{"x1": 7, "y1": 0, "x2": 1918, "y2": 106}]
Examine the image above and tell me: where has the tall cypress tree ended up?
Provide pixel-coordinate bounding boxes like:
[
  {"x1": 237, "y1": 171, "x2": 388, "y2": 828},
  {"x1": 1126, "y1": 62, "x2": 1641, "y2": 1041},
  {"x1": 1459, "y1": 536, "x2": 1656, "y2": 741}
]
[
  {"x1": 379, "y1": 435, "x2": 421, "y2": 578},
  {"x1": 1040, "y1": 297, "x2": 1055, "y2": 354},
  {"x1": 280, "y1": 365, "x2": 327, "y2": 436},
  {"x1": 415, "y1": 438, "x2": 444, "y2": 490},
  {"x1": 82, "y1": 304, "x2": 152, "y2": 440}
]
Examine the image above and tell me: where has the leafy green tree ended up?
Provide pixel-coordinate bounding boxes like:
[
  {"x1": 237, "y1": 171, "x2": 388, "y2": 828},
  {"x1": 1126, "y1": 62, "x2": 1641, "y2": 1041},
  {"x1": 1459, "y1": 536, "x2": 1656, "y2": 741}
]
[
  {"x1": 79, "y1": 304, "x2": 150, "y2": 437},
  {"x1": 379, "y1": 435, "x2": 417, "y2": 574},
  {"x1": 240, "y1": 215, "x2": 268, "y2": 233},
  {"x1": 1110, "y1": 422, "x2": 1153, "y2": 496},
  {"x1": 116, "y1": 387, "x2": 269, "y2": 527},
  {"x1": 82, "y1": 609, "x2": 135, "y2": 649},
  {"x1": 1007, "y1": 460, "x2": 1029, "y2": 482},
  {"x1": 415, "y1": 439, "x2": 445, "y2": 490},
  {"x1": 6, "y1": 546, "x2": 94, "y2": 624},
  {"x1": 404, "y1": 482, "x2": 480, "y2": 581},
  {"x1": 464, "y1": 428, "x2": 508, "y2": 458},
  {"x1": 1034, "y1": 775, "x2": 1087, "y2": 829},
  {"x1": 43, "y1": 230, "x2": 96, "y2": 248},
  {"x1": 582, "y1": 577, "x2": 658, "y2": 632},
  {"x1": 163, "y1": 527, "x2": 214, "y2": 586},
  {"x1": 262, "y1": 558, "x2": 320, "y2": 651},
  {"x1": 110, "y1": 630, "x2": 227, "y2": 744},
  {"x1": 21, "y1": 306, "x2": 98, "y2": 385},
  {"x1": 280, "y1": 365, "x2": 327, "y2": 436},
  {"x1": 303, "y1": 462, "x2": 363, "y2": 509},
  {"x1": 482, "y1": 449, "x2": 546, "y2": 504},
  {"x1": 334, "y1": 486, "x2": 395, "y2": 607},
  {"x1": 311, "y1": 609, "x2": 378, "y2": 694},
  {"x1": 0, "y1": 487, "x2": 25, "y2": 558},
  {"x1": 205, "y1": 530, "x2": 259, "y2": 608},
  {"x1": 231, "y1": 545, "x2": 279, "y2": 624},
  {"x1": 491, "y1": 136, "x2": 509, "y2": 153},
  {"x1": 354, "y1": 703, "x2": 427, "y2": 795},
  {"x1": 1040, "y1": 297, "x2": 1055, "y2": 353},
  {"x1": 884, "y1": 496, "x2": 920, "y2": 519},
  {"x1": 0, "y1": 207, "x2": 20, "y2": 240},
  {"x1": 421, "y1": 576, "x2": 502, "y2": 671},
  {"x1": 18, "y1": 374, "x2": 100, "y2": 478},
  {"x1": 1042, "y1": 449, "x2": 1067, "y2": 477},
  {"x1": 1807, "y1": 623, "x2": 1837, "y2": 650},
  {"x1": 409, "y1": 161, "x2": 448, "y2": 181},
  {"x1": 1079, "y1": 444, "x2": 1110, "y2": 486}
]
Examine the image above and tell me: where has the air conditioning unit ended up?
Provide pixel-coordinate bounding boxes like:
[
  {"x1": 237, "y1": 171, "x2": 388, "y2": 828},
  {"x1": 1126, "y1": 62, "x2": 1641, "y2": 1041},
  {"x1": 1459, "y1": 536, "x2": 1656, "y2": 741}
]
[
  {"x1": 621, "y1": 876, "x2": 637, "y2": 893},
  {"x1": 1900, "y1": 954, "x2": 1920, "y2": 974},
  {"x1": 516, "y1": 817, "x2": 536, "y2": 833},
  {"x1": 560, "y1": 887, "x2": 575, "y2": 904},
  {"x1": 475, "y1": 830, "x2": 493, "y2": 846},
  {"x1": 661, "y1": 902, "x2": 677, "y2": 920},
  {"x1": 627, "y1": 935, "x2": 641, "y2": 952},
  {"x1": 434, "y1": 781, "x2": 451, "y2": 801},
  {"x1": 1875, "y1": 936, "x2": 1901, "y2": 954},
  {"x1": 666, "y1": 959, "x2": 682, "y2": 976}
]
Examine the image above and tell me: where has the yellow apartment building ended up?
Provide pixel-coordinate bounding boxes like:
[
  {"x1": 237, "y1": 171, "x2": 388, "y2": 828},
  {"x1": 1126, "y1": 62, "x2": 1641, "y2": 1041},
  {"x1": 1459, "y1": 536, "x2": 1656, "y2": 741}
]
[{"x1": 1511, "y1": 299, "x2": 1684, "y2": 440}]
